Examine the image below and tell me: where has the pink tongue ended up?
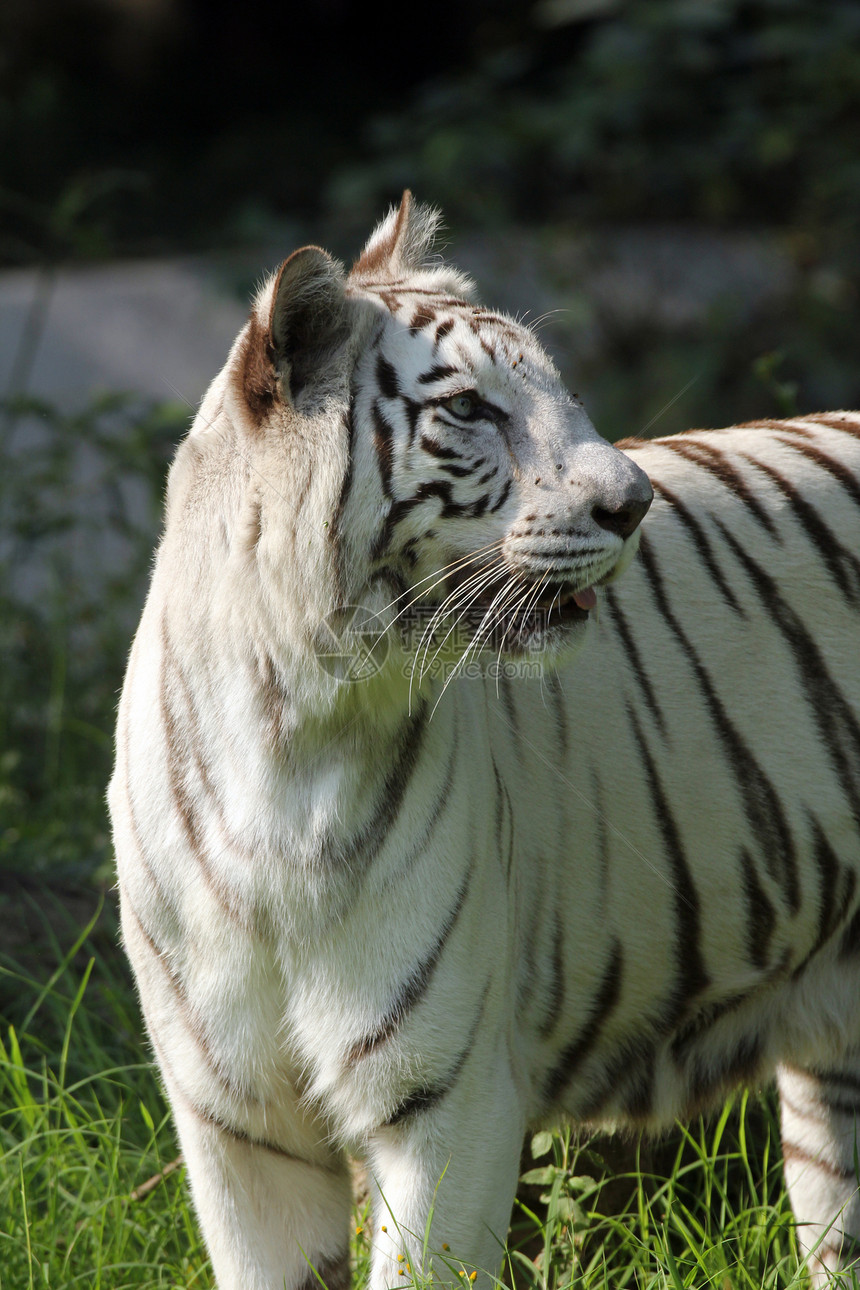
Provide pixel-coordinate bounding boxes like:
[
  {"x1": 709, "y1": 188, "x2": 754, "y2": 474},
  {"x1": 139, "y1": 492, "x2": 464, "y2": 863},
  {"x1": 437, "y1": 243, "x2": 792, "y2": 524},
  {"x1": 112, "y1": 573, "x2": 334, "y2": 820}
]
[{"x1": 573, "y1": 587, "x2": 597, "y2": 611}]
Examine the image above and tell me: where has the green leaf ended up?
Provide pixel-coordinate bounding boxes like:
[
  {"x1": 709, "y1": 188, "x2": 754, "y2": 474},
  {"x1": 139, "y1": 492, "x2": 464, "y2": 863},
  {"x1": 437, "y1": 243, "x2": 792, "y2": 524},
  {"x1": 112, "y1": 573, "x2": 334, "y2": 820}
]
[
  {"x1": 530, "y1": 1130, "x2": 554, "y2": 1159},
  {"x1": 520, "y1": 1166, "x2": 558, "y2": 1187}
]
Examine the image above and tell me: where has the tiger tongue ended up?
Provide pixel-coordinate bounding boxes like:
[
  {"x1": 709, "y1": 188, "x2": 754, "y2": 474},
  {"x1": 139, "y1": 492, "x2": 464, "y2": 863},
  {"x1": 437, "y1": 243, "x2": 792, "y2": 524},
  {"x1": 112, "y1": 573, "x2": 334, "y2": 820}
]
[{"x1": 572, "y1": 587, "x2": 597, "y2": 611}]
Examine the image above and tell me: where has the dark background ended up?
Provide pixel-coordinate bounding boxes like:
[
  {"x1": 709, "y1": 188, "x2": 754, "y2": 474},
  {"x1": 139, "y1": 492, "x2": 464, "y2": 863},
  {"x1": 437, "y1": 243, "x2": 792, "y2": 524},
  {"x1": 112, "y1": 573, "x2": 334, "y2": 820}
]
[{"x1": 3, "y1": 0, "x2": 860, "y2": 262}]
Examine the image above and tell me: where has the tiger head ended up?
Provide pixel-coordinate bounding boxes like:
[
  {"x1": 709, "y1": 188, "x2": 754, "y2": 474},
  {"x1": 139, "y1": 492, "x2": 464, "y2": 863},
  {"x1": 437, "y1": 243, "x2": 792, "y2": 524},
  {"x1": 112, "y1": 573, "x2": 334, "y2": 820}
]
[{"x1": 184, "y1": 193, "x2": 651, "y2": 692}]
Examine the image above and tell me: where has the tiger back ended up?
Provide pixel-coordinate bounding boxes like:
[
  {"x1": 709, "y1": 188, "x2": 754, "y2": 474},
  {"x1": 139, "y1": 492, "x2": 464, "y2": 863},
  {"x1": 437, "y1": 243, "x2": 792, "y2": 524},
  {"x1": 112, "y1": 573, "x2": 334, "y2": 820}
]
[{"x1": 109, "y1": 193, "x2": 860, "y2": 1290}]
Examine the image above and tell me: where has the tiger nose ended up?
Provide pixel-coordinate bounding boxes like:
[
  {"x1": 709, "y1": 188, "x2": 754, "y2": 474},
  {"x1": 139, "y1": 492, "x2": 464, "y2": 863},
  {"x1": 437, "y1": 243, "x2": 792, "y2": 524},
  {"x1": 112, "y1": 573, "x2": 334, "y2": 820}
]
[{"x1": 591, "y1": 487, "x2": 653, "y2": 539}]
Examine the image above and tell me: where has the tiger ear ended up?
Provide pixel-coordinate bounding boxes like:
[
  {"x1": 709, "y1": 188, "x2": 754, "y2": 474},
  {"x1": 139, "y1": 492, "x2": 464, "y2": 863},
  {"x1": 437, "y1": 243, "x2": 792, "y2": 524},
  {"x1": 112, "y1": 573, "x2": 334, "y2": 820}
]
[
  {"x1": 266, "y1": 246, "x2": 348, "y2": 407},
  {"x1": 241, "y1": 246, "x2": 348, "y2": 417},
  {"x1": 350, "y1": 190, "x2": 443, "y2": 282}
]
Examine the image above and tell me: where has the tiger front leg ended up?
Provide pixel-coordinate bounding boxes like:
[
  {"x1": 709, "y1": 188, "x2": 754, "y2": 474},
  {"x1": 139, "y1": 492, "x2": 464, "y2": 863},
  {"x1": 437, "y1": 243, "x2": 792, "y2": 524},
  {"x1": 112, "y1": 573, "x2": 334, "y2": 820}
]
[
  {"x1": 170, "y1": 1090, "x2": 353, "y2": 1290},
  {"x1": 121, "y1": 902, "x2": 352, "y2": 1290},
  {"x1": 361, "y1": 1048, "x2": 526, "y2": 1290},
  {"x1": 778, "y1": 1056, "x2": 860, "y2": 1285}
]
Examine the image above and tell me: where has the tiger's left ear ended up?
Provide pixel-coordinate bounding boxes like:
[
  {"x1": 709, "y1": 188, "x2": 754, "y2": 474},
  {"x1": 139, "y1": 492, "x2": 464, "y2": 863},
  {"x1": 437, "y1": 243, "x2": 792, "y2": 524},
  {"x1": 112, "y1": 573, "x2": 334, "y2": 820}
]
[
  {"x1": 268, "y1": 246, "x2": 348, "y2": 407},
  {"x1": 241, "y1": 245, "x2": 348, "y2": 420}
]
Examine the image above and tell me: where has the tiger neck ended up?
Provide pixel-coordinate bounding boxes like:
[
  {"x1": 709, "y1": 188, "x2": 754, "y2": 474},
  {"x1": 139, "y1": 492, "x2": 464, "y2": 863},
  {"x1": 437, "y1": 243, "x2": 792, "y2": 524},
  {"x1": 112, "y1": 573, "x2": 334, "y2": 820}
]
[
  {"x1": 257, "y1": 660, "x2": 457, "y2": 885},
  {"x1": 249, "y1": 630, "x2": 440, "y2": 761}
]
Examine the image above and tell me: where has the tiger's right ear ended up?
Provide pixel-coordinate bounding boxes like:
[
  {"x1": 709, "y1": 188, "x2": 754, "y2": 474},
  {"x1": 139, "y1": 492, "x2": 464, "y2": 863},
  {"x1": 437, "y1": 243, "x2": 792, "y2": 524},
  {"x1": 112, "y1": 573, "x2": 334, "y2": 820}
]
[{"x1": 243, "y1": 246, "x2": 348, "y2": 418}]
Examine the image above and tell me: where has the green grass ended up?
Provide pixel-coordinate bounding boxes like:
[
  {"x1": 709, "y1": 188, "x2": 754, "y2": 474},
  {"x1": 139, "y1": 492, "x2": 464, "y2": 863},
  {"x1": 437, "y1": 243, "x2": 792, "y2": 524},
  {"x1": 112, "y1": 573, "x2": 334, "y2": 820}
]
[
  {"x1": 0, "y1": 893, "x2": 822, "y2": 1290},
  {"x1": 0, "y1": 898, "x2": 210, "y2": 1288}
]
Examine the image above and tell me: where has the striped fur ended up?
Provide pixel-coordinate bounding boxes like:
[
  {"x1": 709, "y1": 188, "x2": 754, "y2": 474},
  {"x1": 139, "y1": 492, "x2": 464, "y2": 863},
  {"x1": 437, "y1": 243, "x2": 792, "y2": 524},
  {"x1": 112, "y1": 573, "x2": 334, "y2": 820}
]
[{"x1": 109, "y1": 194, "x2": 860, "y2": 1289}]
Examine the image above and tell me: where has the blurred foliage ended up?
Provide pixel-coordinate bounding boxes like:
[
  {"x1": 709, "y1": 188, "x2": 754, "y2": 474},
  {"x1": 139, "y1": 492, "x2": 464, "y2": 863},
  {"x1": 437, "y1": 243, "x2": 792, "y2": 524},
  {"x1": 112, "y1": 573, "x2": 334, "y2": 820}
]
[
  {"x1": 568, "y1": 270, "x2": 860, "y2": 440},
  {"x1": 0, "y1": 0, "x2": 478, "y2": 264},
  {"x1": 331, "y1": 0, "x2": 860, "y2": 242},
  {"x1": 0, "y1": 394, "x2": 185, "y2": 877},
  {"x1": 2, "y1": 0, "x2": 860, "y2": 262}
]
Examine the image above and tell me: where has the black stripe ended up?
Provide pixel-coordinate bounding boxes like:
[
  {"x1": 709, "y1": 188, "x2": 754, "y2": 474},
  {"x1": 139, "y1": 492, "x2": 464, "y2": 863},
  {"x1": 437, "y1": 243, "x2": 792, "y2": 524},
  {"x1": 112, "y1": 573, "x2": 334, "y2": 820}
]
[
  {"x1": 544, "y1": 672, "x2": 570, "y2": 757},
  {"x1": 739, "y1": 847, "x2": 777, "y2": 970},
  {"x1": 538, "y1": 910, "x2": 566, "y2": 1038},
  {"x1": 715, "y1": 521, "x2": 860, "y2": 835},
  {"x1": 498, "y1": 674, "x2": 522, "y2": 758},
  {"x1": 385, "y1": 1078, "x2": 455, "y2": 1126},
  {"x1": 659, "y1": 439, "x2": 779, "y2": 536},
  {"x1": 127, "y1": 903, "x2": 252, "y2": 1101},
  {"x1": 470, "y1": 310, "x2": 519, "y2": 336},
  {"x1": 370, "y1": 288, "x2": 467, "y2": 303},
  {"x1": 420, "y1": 436, "x2": 465, "y2": 461},
  {"x1": 345, "y1": 703, "x2": 429, "y2": 872},
  {"x1": 651, "y1": 480, "x2": 746, "y2": 615},
  {"x1": 384, "y1": 981, "x2": 490, "y2": 1125},
  {"x1": 490, "y1": 756, "x2": 507, "y2": 878},
  {"x1": 839, "y1": 904, "x2": 860, "y2": 958},
  {"x1": 809, "y1": 412, "x2": 860, "y2": 441},
  {"x1": 159, "y1": 626, "x2": 252, "y2": 927},
  {"x1": 638, "y1": 533, "x2": 801, "y2": 910},
  {"x1": 384, "y1": 478, "x2": 490, "y2": 544},
  {"x1": 417, "y1": 363, "x2": 460, "y2": 384},
  {"x1": 775, "y1": 434, "x2": 860, "y2": 509},
  {"x1": 330, "y1": 405, "x2": 355, "y2": 603},
  {"x1": 687, "y1": 1031, "x2": 763, "y2": 1107},
  {"x1": 576, "y1": 1031, "x2": 657, "y2": 1122},
  {"x1": 670, "y1": 988, "x2": 759, "y2": 1063},
  {"x1": 542, "y1": 940, "x2": 623, "y2": 1105},
  {"x1": 489, "y1": 478, "x2": 512, "y2": 513},
  {"x1": 376, "y1": 353, "x2": 400, "y2": 400},
  {"x1": 438, "y1": 462, "x2": 476, "y2": 479},
  {"x1": 628, "y1": 704, "x2": 710, "y2": 1003},
  {"x1": 409, "y1": 306, "x2": 437, "y2": 334},
  {"x1": 589, "y1": 766, "x2": 611, "y2": 901},
  {"x1": 739, "y1": 453, "x2": 860, "y2": 606},
  {"x1": 803, "y1": 815, "x2": 849, "y2": 966},
  {"x1": 619, "y1": 1047, "x2": 657, "y2": 1120},
  {"x1": 347, "y1": 864, "x2": 473, "y2": 1062},
  {"x1": 489, "y1": 758, "x2": 516, "y2": 884},
  {"x1": 818, "y1": 1097, "x2": 860, "y2": 1119},
  {"x1": 151, "y1": 1027, "x2": 327, "y2": 1170},
  {"x1": 604, "y1": 587, "x2": 666, "y2": 735},
  {"x1": 372, "y1": 400, "x2": 396, "y2": 500},
  {"x1": 798, "y1": 1067, "x2": 860, "y2": 1097},
  {"x1": 382, "y1": 722, "x2": 458, "y2": 888},
  {"x1": 434, "y1": 318, "x2": 456, "y2": 345},
  {"x1": 403, "y1": 397, "x2": 423, "y2": 446}
]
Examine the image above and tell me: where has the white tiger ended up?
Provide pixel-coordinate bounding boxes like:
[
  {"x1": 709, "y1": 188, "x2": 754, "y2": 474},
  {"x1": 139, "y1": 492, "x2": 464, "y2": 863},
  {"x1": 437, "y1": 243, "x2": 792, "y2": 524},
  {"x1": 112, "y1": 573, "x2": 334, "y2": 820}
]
[{"x1": 109, "y1": 193, "x2": 860, "y2": 1289}]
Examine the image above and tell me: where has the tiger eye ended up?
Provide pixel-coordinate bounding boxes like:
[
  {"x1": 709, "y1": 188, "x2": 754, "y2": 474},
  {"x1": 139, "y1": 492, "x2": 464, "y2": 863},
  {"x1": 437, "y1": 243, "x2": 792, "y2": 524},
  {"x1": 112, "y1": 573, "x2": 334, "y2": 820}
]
[{"x1": 445, "y1": 393, "x2": 476, "y2": 419}]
